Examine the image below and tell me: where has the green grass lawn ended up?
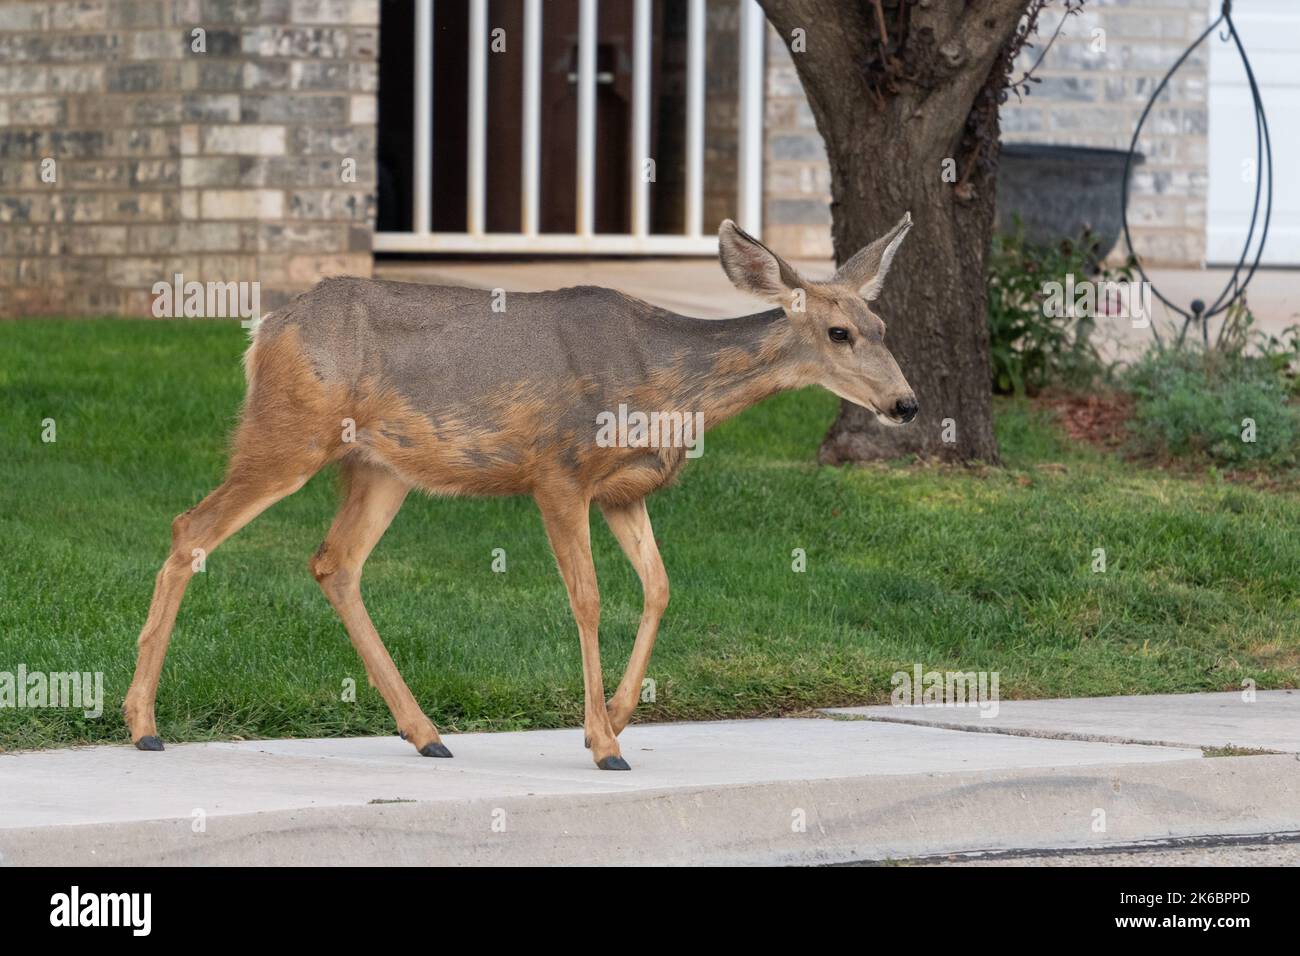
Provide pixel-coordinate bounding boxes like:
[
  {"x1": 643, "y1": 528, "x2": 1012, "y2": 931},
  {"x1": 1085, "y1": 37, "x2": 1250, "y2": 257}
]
[{"x1": 3, "y1": 319, "x2": 1298, "y2": 750}]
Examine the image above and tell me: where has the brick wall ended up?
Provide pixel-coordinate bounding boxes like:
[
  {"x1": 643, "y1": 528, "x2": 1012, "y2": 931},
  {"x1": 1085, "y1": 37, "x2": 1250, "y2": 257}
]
[
  {"x1": 0, "y1": 0, "x2": 379, "y2": 318},
  {"x1": 1001, "y1": 0, "x2": 1208, "y2": 265},
  {"x1": 759, "y1": 0, "x2": 1210, "y2": 266},
  {"x1": 761, "y1": 22, "x2": 832, "y2": 260}
]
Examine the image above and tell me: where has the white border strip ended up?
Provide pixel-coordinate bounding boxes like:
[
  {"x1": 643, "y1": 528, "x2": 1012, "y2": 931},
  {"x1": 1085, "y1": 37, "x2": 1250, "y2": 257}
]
[
  {"x1": 576, "y1": 0, "x2": 598, "y2": 237},
  {"x1": 685, "y1": 0, "x2": 706, "y2": 238},
  {"x1": 375, "y1": 232, "x2": 719, "y2": 255},
  {"x1": 521, "y1": 0, "x2": 542, "y2": 237},
  {"x1": 412, "y1": 0, "x2": 433, "y2": 235},
  {"x1": 737, "y1": 0, "x2": 766, "y2": 236},
  {"x1": 467, "y1": 0, "x2": 489, "y2": 236},
  {"x1": 631, "y1": 0, "x2": 652, "y2": 239}
]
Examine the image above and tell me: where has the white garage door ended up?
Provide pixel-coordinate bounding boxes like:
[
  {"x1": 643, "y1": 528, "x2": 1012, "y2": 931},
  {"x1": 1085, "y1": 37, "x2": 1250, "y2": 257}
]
[{"x1": 1207, "y1": 0, "x2": 1300, "y2": 265}]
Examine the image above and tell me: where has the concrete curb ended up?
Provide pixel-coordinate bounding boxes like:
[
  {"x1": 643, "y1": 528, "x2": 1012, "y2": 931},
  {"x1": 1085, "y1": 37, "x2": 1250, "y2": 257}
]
[{"x1": 5, "y1": 754, "x2": 1297, "y2": 866}]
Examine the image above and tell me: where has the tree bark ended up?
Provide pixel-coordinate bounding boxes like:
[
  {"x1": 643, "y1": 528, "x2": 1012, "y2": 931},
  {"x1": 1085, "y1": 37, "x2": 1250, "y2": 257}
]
[{"x1": 759, "y1": 0, "x2": 1032, "y2": 464}]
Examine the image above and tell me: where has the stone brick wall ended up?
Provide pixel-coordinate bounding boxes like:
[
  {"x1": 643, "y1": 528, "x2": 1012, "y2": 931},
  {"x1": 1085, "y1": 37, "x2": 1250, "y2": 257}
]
[
  {"x1": 759, "y1": 0, "x2": 1210, "y2": 266},
  {"x1": 1001, "y1": 0, "x2": 1208, "y2": 265},
  {"x1": 0, "y1": 0, "x2": 378, "y2": 318},
  {"x1": 761, "y1": 22, "x2": 832, "y2": 260}
]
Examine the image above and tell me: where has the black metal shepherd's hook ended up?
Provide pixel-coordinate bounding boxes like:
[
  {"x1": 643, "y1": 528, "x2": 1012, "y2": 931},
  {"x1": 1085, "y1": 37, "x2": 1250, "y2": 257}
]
[{"x1": 1120, "y1": 0, "x2": 1272, "y2": 348}]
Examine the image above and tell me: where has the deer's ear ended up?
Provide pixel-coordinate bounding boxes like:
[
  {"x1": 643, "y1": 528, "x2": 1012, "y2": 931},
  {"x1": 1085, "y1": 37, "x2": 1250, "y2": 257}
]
[
  {"x1": 834, "y1": 211, "x2": 912, "y2": 301},
  {"x1": 718, "y1": 219, "x2": 804, "y2": 303}
]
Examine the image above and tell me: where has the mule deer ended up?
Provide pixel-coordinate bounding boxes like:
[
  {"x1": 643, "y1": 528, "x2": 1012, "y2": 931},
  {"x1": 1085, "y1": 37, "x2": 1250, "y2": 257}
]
[{"x1": 125, "y1": 213, "x2": 916, "y2": 770}]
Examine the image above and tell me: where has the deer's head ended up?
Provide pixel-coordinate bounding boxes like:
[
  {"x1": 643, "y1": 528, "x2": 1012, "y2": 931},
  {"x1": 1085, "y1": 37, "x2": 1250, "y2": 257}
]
[{"x1": 718, "y1": 213, "x2": 917, "y2": 426}]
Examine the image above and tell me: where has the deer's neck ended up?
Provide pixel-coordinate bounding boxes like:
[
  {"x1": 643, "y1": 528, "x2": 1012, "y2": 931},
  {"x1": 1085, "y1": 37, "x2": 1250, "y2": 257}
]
[{"x1": 645, "y1": 308, "x2": 808, "y2": 430}]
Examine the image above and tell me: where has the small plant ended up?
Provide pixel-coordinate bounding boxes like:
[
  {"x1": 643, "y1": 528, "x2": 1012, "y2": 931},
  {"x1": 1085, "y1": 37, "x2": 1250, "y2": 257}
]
[
  {"x1": 1120, "y1": 295, "x2": 1300, "y2": 469},
  {"x1": 1122, "y1": 344, "x2": 1300, "y2": 468},
  {"x1": 1216, "y1": 300, "x2": 1300, "y2": 395},
  {"x1": 985, "y1": 222, "x2": 1121, "y2": 395}
]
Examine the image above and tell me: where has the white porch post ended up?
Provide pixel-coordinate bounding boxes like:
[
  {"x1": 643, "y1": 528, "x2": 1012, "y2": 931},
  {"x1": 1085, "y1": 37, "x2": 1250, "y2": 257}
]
[
  {"x1": 412, "y1": 0, "x2": 433, "y2": 235},
  {"x1": 737, "y1": 0, "x2": 766, "y2": 237}
]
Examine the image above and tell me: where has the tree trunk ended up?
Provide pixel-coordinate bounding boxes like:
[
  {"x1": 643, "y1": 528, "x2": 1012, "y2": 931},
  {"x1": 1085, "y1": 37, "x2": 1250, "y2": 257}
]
[{"x1": 759, "y1": 0, "x2": 1033, "y2": 464}]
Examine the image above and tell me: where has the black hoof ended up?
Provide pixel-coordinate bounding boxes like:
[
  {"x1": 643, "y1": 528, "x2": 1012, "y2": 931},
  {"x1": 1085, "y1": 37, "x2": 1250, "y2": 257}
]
[
  {"x1": 597, "y1": 755, "x2": 631, "y2": 771},
  {"x1": 135, "y1": 736, "x2": 165, "y2": 752},
  {"x1": 420, "y1": 742, "x2": 453, "y2": 758}
]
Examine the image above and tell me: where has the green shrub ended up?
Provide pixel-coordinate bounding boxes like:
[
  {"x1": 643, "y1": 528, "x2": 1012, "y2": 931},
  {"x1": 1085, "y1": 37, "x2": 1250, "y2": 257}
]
[
  {"x1": 985, "y1": 223, "x2": 1119, "y2": 395},
  {"x1": 1123, "y1": 347, "x2": 1300, "y2": 467}
]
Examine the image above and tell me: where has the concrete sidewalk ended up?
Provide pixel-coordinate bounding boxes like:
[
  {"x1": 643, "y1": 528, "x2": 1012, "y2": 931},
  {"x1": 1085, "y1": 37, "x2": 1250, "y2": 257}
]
[
  {"x1": 823, "y1": 689, "x2": 1300, "y2": 752},
  {"x1": 3, "y1": 693, "x2": 1298, "y2": 866}
]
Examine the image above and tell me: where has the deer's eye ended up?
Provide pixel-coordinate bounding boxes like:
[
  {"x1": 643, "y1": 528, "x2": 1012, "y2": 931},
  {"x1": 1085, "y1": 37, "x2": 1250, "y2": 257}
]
[{"x1": 828, "y1": 327, "x2": 851, "y2": 344}]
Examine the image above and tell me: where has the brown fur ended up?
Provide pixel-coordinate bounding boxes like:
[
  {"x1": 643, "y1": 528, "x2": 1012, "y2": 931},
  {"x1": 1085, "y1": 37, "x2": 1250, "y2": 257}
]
[{"x1": 124, "y1": 216, "x2": 916, "y2": 770}]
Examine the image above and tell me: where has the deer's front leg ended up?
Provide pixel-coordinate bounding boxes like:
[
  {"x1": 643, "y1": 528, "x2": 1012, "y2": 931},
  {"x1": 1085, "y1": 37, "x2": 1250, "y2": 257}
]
[
  {"x1": 536, "y1": 492, "x2": 629, "y2": 770},
  {"x1": 599, "y1": 498, "x2": 668, "y2": 735}
]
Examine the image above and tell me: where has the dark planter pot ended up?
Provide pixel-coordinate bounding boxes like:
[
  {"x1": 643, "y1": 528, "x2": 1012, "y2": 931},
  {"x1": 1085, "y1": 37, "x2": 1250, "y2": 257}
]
[{"x1": 995, "y1": 144, "x2": 1143, "y2": 261}]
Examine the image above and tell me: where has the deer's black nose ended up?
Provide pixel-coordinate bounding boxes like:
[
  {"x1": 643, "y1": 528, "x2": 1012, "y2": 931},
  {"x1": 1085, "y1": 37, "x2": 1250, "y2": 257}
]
[{"x1": 893, "y1": 397, "x2": 918, "y2": 423}]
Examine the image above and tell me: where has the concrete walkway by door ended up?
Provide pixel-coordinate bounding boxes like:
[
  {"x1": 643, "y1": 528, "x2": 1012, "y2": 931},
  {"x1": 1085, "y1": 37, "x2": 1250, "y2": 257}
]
[
  {"x1": 376, "y1": 259, "x2": 1300, "y2": 355},
  {"x1": 2, "y1": 692, "x2": 1297, "y2": 866},
  {"x1": 377, "y1": 256, "x2": 785, "y2": 318}
]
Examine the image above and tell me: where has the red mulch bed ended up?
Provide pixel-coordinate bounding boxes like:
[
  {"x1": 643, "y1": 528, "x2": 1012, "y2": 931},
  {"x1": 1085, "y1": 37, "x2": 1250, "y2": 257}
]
[
  {"x1": 1034, "y1": 390, "x2": 1135, "y2": 450},
  {"x1": 1033, "y1": 389, "x2": 1294, "y2": 489}
]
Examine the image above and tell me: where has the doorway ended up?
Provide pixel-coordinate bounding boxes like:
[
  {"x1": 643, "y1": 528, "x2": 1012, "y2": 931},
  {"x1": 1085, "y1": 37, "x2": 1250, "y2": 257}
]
[{"x1": 375, "y1": 0, "x2": 766, "y2": 254}]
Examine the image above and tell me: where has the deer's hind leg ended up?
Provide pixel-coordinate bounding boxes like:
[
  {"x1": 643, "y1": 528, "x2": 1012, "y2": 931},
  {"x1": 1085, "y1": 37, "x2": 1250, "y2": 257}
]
[
  {"x1": 126, "y1": 328, "x2": 342, "y2": 750},
  {"x1": 124, "y1": 458, "x2": 319, "y2": 750},
  {"x1": 310, "y1": 458, "x2": 449, "y2": 757}
]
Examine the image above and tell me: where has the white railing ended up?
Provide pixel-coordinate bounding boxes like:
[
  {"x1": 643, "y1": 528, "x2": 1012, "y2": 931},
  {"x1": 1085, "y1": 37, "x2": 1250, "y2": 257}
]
[{"x1": 375, "y1": 0, "x2": 767, "y2": 255}]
